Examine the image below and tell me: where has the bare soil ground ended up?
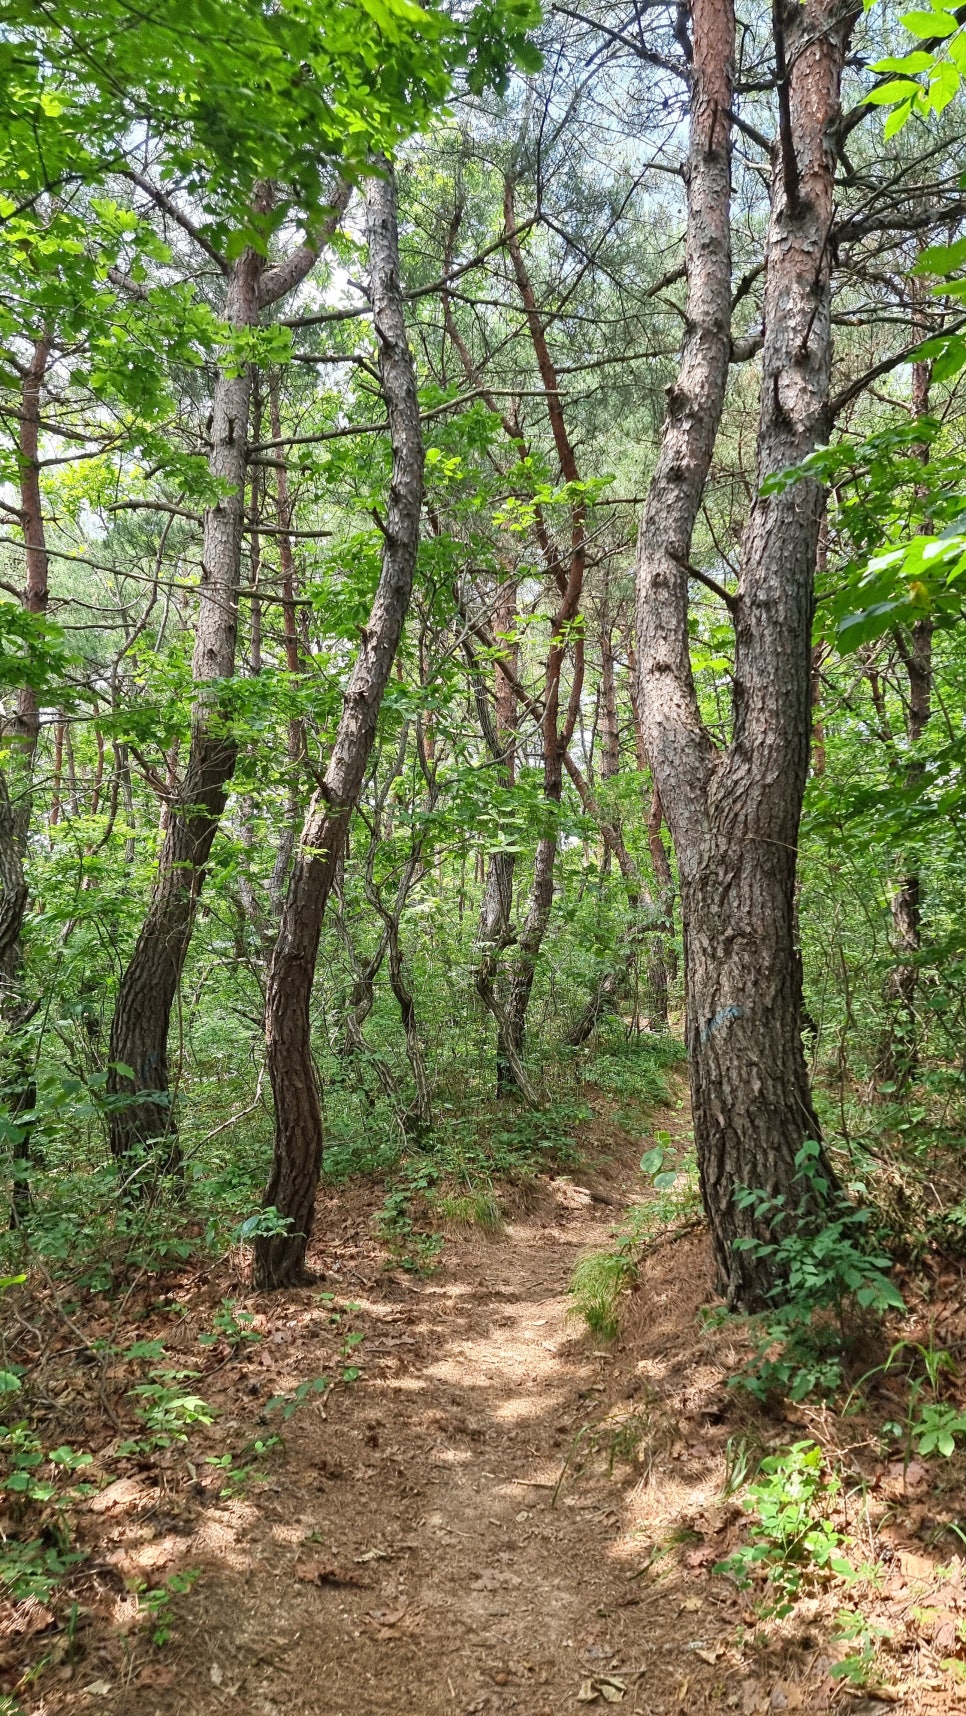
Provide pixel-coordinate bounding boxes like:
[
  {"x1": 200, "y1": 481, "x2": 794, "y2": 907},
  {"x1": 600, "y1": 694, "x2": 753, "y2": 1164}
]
[{"x1": 5, "y1": 1086, "x2": 966, "y2": 1715}]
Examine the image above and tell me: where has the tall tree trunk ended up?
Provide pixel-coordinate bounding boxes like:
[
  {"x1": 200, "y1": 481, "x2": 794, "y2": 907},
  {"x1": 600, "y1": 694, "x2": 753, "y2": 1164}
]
[
  {"x1": 472, "y1": 580, "x2": 519, "y2": 1092},
  {"x1": 106, "y1": 245, "x2": 265, "y2": 1166},
  {"x1": 635, "y1": 0, "x2": 855, "y2": 1308},
  {"x1": 255, "y1": 160, "x2": 424, "y2": 1289},
  {"x1": 106, "y1": 187, "x2": 348, "y2": 1166},
  {"x1": 627, "y1": 633, "x2": 676, "y2": 1023},
  {"x1": 267, "y1": 374, "x2": 305, "y2": 913},
  {"x1": 498, "y1": 180, "x2": 586, "y2": 1087},
  {"x1": 599, "y1": 627, "x2": 620, "y2": 780},
  {"x1": 4, "y1": 334, "x2": 54, "y2": 1222},
  {"x1": 879, "y1": 348, "x2": 933, "y2": 1085},
  {"x1": 645, "y1": 785, "x2": 673, "y2": 1025}
]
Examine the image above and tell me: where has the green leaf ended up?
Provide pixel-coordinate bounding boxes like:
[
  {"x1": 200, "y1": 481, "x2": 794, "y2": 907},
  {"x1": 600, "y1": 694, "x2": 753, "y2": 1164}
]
[
  {"x1": 865, "y1": 78, "x2": 921, "y2": 104},
  {"x1": 884, "y1": 99, "x2": 916, "y2": 137},
  {"x1": 873, "y1": 50, "x2": 935, "y2": 71},
  {"x1": 900, "y1": 7, "x2": 959, "y2": 34},
  {"x1": 928, "y1": 58, "x2": 960, "y2": 109}
]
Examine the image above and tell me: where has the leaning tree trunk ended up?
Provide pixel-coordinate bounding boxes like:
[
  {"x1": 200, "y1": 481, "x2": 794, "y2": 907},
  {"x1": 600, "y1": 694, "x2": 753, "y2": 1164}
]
[
  {"x1": 634, "y1": 0, "x2": 855, "y2": 1308},
  {"x1": 106, "y1": 246, "x2": 264, "y2": 1166},
  {"x1": 106, "y1": 187, "x2": 348, "y2": 1166},
  {"x1": 255, "y1": 159, "x2": 424, "y2": 1289}
]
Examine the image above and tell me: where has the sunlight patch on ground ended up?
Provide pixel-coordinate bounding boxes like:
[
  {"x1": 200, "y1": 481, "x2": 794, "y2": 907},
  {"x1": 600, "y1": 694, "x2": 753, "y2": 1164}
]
[{"x1": 490, "y1": 1392, "x2": 566, "y2": 1421}]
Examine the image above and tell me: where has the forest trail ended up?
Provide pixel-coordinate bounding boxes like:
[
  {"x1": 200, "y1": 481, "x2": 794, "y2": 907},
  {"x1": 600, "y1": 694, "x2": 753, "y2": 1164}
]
[
  {"x1": 18, "y1": 1103, "x2": 966, "y2": 1716},
  {"x1": 75, "y1": 1116, "x2": 751, "y2": 1716}
]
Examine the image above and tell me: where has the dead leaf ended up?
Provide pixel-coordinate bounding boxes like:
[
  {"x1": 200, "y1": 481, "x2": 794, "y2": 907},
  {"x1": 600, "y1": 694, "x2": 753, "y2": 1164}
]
[
  {"x1": 693, "y1": 1646, "x2": 724, "y2": 1666},
  {"x1": 137, "y1": 1664, "x2": 175, "y2": 1689},
  {"x1": 599, "y1": 1677, "x2": 626, "y2": 1704},
  {"x1": 577, "y1": 1681, "x2": 600, "y2": 1704},
  {"x1": 82, "y1": 1681, "x2": 112, "y2": 1697},
  {"x1": 685, "y1": 1545, "x2": 717, "y2": 1570},
  {"x1": 770, "y1": 1685, "x2": 804, "y2": 1711},
  {"x1": 681, "y1": 1597, "x2": 704, "y2": 1612},
  {"x1": 366, "y1": 1601, "x2": 408, "y2": 1627}
]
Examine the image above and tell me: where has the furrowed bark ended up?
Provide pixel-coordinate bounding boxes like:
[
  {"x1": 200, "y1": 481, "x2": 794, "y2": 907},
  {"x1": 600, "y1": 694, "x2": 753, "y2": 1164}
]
[
  {"x1": 107, "y1": 188, "x2": 349, "y2": 1169},
  {"x1": 255, "y1": 160, "x2": 424, "y2": 1289},
  {"x1": 635, "y1": 0, "x2": 856, "y2": 1308}
]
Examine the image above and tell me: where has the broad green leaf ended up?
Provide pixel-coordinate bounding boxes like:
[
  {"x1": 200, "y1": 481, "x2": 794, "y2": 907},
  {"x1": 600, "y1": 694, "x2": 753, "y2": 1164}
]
[{"x1": 900, "y1": 7, "x2": 959, "y2": 34}]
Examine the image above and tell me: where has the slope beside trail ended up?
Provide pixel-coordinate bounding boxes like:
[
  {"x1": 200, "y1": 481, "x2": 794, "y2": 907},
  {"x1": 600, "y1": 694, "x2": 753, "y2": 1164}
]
[
  {"x1": 70, "y1": 1117, "x2": 748, "y2": 1716},
  {"x1": 44, "y1": 1104, "x2": 965, "y2": 1716}
]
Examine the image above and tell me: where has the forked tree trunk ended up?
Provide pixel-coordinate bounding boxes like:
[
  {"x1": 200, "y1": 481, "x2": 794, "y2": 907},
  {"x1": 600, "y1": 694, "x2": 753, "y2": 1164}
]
[
  {"x1": 254, "y1": 160, "x2": 424, "y2": 1289},
  {"x1": 107, "y1": 189, "x2": 348, "y2": 1167},
  {"x1": 634, "y1": 0, "x2": 855, "y2": 1308}
]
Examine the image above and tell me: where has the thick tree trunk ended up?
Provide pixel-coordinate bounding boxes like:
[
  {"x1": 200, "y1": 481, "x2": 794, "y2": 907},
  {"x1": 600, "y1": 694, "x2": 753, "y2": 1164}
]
[
  {"x1": 645, "y1": 785, "x2": 673, "y2": 1025},
  {"x1": 635, "y1": 0, "x2": 855, "y2": 1308},
  {"x1": 255, "y1": 160, "x2": 424, "y2": 1289},
  {"x1": 682, "y1": 837, "x2": 823, "y2": 1305}
]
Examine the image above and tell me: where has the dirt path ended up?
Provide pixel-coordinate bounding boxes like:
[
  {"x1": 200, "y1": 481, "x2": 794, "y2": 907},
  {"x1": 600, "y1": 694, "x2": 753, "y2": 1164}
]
[
  {"x1": 32, "y1": 1114, "x2": 966, "y2": 1716},
  {"x1": 80, "y1": 1138, "x2": 741, "y2": 1716}
]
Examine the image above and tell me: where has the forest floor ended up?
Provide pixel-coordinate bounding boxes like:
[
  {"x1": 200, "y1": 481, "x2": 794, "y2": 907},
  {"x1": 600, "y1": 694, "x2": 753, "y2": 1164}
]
[{"x1": 4, "y1": 1078, "x2": 966, "y2": 1715}]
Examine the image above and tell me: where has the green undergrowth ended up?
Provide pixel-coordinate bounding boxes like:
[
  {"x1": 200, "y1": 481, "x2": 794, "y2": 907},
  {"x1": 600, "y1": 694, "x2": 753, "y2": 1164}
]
[
  {"x1": 364, "y1": 1029, "x2": 685, "y2": 1271},
  {"x1": 569, "y1": 1128, "x2": 700, "y2": 1339},
  {"x1": 0, "y1": 1012, "x2": 686, "y2": 1294}
]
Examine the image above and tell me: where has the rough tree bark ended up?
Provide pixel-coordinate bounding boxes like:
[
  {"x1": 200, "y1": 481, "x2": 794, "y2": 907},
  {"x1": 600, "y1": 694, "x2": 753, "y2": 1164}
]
[
  {"x1": 107, "y1": 188, "x2": 348, "y2": 1167},
  {"x1": 634, "y1": 0, "x2": 856, "y2": 1308},
  {"x1": 254, "y1": 160, "x2": 424, "y2": 1288}
]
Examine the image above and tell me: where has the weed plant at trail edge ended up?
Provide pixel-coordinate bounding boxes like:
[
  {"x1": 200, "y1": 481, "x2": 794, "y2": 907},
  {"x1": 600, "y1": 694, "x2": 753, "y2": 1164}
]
[{"x1": 569, "y1": 1131, "x2": 700, "y2": 1339}]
